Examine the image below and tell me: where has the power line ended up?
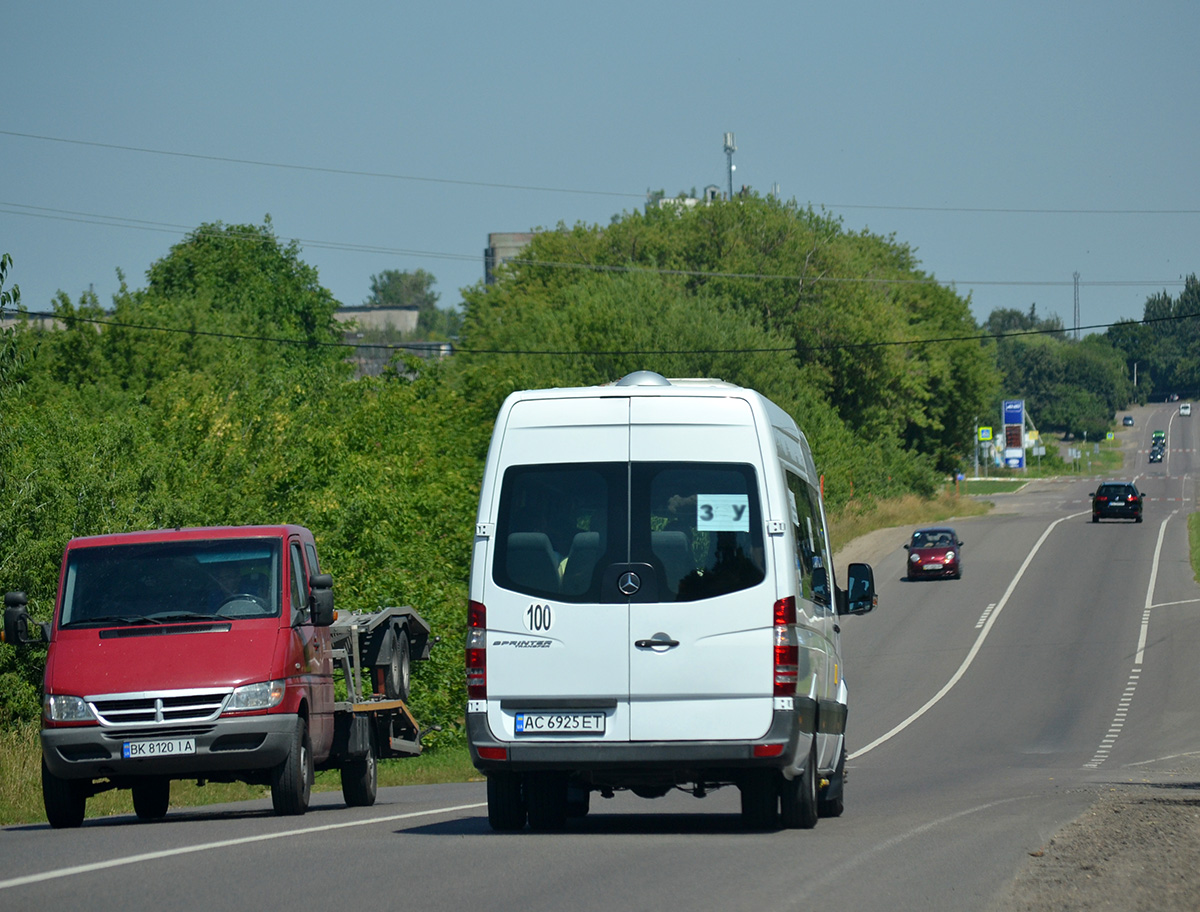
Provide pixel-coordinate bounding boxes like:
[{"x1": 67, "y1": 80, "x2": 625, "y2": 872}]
[
  {"x1": 5, "y1": 128, "x2": 1200, "y2": 215},
  {"x1": 0, "y1": 202, "x2": 1191, "y2": 291},
  {"x1": 0, "y1": 130, "x2": 642, "y2": 200},
  {"x1": 6, "y1": 306, "x2": 1195, "y2": 358}
]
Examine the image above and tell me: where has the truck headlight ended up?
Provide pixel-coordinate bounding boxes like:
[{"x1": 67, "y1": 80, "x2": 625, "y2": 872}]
[
  {"x1": 225, "y1": 680, "x2": 286, "y2": 712},
  {"x1": 44, "y1": 694, "x2": 96, "y2": 723}
]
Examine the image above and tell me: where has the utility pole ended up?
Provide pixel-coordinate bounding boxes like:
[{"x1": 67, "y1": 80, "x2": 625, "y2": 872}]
[
  {"x1": 1073, "y1": 271, "x2": 1080, "y2": 340},
  {"x1": 723, "y1": 132, "x2": 736, "y2": 200},
  {"x1": 973, "y1": 416, "x2": 979, "y2": 478}
]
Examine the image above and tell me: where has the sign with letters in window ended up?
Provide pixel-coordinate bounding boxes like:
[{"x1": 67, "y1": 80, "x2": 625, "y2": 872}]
[{"x1": 696, "y1": 494, "x2": 750, "y2": 532}]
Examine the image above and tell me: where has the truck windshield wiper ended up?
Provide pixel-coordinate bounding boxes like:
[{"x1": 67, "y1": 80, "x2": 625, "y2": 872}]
[
  {"x1": 147, "y1": 612, "x2": 223, "y2": 623},
  {"x1": 65, "y1": 615, "x2": 164, "y2": 628}
]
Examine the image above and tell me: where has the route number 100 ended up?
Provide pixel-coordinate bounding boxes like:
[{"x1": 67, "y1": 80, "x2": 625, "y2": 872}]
[{"x1": 525, "y1": 603, "x2": 553, "y2": 632}]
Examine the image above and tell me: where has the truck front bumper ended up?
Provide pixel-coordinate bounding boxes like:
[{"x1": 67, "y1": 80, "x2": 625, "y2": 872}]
[{"x1": 41, "y1": 714, "x2": 298, "y2": 781}]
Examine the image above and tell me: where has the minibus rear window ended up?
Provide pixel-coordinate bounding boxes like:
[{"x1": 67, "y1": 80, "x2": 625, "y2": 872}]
[{"x1": 493, "y1": 462, "x2": 764, "y2": 603}]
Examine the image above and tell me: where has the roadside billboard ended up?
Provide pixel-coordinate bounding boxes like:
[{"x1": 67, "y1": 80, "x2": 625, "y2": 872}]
[{"x1": 1003, "y1": 399, "x2": 1025, "y2": 469}]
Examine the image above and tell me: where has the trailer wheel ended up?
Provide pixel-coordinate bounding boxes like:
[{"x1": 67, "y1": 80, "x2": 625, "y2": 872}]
[
  {"x1": 42, "y1": 760, "x2": 86, "y2": 829},
  {"x1": 780, "y1": 740, "x2": 819, "y2": 829},
  {"x1": 341, "y1": 730, "x2": 378, "y2": 807},
  {"x1": 486, "y1": 771, "x2": 526, "y2": 831},
  {"x1": 271, "y1": 718, "x2": 313, "y2": 816},
  {"x1": 132, "y1": 777, "x2": 171, "y2": 821},
  {"x1": 380, "y1": 627, "x2": 411, "y2": 702}
]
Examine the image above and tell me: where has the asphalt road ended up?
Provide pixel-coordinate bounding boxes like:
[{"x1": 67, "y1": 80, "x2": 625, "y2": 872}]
[{"x1": 3, "y1": 402, "x2": 1197, "y2": 912}]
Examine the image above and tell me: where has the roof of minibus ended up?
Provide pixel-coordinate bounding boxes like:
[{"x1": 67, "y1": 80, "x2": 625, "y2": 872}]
[{"x1": 503, "y1": 374, "x2": 804, "y2": 441}]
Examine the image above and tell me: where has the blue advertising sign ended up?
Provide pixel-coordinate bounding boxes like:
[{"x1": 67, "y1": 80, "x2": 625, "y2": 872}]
[{"x1": 1003, "y1": 399, "x2": 1026, "y2": 469}]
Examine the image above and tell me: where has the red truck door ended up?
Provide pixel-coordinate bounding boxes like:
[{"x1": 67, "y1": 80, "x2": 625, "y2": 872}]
[{"x1": 288, "y1": 537, "x2": 334, "y2": 758}]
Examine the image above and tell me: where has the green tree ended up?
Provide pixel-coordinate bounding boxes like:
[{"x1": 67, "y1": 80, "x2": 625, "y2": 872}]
[
  {"x1": 365, "y1": 268, "x2": 439, "y2": 311},
  {"x1": 459, "y1": 196, "x2": 994, "y2": 488},
  {"x1": 0, "y1": 253, "x2": 18, "y2": 311},
  {"x1": 983, "y1": 303, "x2": 1066, "y2": 339},
  {"x1": 1104, "y1": 275, "x2": 1200, "y2": 402},
  {"x1": 364, "y1": 268, "x2": 460, "y2": 339},
  {"x1": 0, "y1": 253, "x2": 21, "y2": 389}
]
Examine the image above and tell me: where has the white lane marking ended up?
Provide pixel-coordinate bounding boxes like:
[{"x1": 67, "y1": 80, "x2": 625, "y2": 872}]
[
  {"x1": 974, "y1": 603, "x2": 996, "y2": 630},
  {"x1": 0, "y1": 801, "x2": 487, "y2": 891},
  {"x1": 1086, "y1": 512, "x2": 1175, "y2": 768},
  {"x1": 850, "y1": 511, "x2": 1085, "y2": 760},
  {"x1": 1135, "y1": 514, "x2": 1173, "y2": 665}
]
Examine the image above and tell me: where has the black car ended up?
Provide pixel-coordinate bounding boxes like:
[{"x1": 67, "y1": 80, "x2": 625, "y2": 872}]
[
  {"x1": 1122, "y1": 415, "x2": 1135, "y2": 426},
  {"x1": 1091, "y1": 482, "x2": 1143, "y2": 523},
  {"x1": 1149, "y1": 449, "x2": 1163, "y2": 463}
]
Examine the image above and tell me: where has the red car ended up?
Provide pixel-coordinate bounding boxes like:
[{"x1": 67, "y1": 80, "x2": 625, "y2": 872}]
[{"x1": 904, "y1": 527, "x2": 963, "y2": 580}]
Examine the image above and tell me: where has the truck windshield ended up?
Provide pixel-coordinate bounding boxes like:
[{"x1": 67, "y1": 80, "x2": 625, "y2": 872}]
[{"x1": 60, "y1": 539, "x2": 282, "y2": 627}]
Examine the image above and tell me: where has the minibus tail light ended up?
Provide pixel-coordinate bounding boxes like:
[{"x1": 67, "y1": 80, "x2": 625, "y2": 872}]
[
  {"x1": 773, "y1": 597, "x2": 799, "y2": 696},
  {"x1": 466, "y1": 600, "x2": 487, "y2": 701}
]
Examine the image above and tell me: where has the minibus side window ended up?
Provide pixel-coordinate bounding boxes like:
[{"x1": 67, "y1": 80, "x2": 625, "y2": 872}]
[{"x1": 787, "y1": 472, "x2": 831, "y2": 611}]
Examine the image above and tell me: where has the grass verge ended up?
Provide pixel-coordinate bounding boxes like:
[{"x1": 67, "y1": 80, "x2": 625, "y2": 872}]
[
  {"x1": 1190, "y1": 512, "x2": 1200, "y2": 586},
  {"x1": 828, "y1": 489, "x2": 991, "y2": 553}
]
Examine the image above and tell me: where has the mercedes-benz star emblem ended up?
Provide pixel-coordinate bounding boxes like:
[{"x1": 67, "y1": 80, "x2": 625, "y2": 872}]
[{"x1": 618, "y1": 571, "x2": 641, "y2": 596}]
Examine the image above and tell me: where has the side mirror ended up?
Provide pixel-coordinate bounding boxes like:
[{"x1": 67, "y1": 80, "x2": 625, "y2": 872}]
[
  {"x1": 903, "y1": 543, "x2": 910, "y2": 550},
  {"x1": 838, "y1": 563, "x2": 876, "y2": 616},
  {"x1": 309, "y1": 574, "x2": 334, "y2": 627},
  {"x1": 3, "y1": 592, "x2": 33, "y2": 645}
]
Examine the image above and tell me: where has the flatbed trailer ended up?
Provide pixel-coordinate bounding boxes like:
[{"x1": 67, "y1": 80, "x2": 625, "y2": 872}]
[{"x1": 329, "y1": 606, "x2": 432, "y2": 768}]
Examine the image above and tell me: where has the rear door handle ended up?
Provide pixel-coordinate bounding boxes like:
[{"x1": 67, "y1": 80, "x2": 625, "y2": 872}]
[{"x1": 635, "y1": 638, "x2": 680, "y2": 648}]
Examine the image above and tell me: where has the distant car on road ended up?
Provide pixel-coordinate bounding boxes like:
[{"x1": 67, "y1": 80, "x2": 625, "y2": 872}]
[
  {"x1": 1153, "y1": 430, "x2": 1166, "y2": 444},
  {"x1": 1182, "y1": 403, "x2": 1192, "y2": 416},
  {"x1": 1149, "y1": 449, "x2": 1163, "y2": 463},
  {"x1": 1122, "y1": 415, "x2": 1135, "y2": 426},
  {"x1": 904, "y1": 527, "x2": 962, "y2": 580},
  {"x1": 1091, "y1": 482, "x2": 1143, "y2": 523}
]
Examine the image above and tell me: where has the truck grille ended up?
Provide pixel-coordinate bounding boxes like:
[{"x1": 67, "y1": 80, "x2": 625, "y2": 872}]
[{"x1": 89, "y1": 689, "x2": 232, "y2": 727}]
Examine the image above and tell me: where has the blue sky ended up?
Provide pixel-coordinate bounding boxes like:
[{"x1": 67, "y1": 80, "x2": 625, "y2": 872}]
[{"x1": 3, "y1": 2, "x2": 1198, "y2": 332}]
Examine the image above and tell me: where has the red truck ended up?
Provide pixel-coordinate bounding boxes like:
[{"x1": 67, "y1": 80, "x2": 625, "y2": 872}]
[{"x1": 2, "y1": 524, "x2": 431, "y2": 828}]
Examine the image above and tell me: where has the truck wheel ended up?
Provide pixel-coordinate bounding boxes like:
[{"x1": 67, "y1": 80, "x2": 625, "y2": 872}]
[
  {"x1": 271, "y1": 718, "x2": 313, "y2": 816},
  {"x1": 818, "y1": 746, "x2": 847, "y2": 819},
  {"x1": 42, "y1": 760, "x2": 86, "y2": 829},
  {"x1": 132, "y1": 777, "x2": 171, "y2": 821},
  {"x1": 341, "y1": 731, "x2": 378, "y2": 807},
  {"x1": 739, "y1": 770, "x2": 779, "y2": 830},
  {"x1": 780, "y1": 741, "x2": 819, "y2": 829},
  {"x1": 486, "y1": 771, "x2": 526, "y2": 831},
  {"x1": 380, "y1": 628, "x2": 411, "y2": 702},
  {"x1": 526, "y1": 771, "x2": 568, "y2": 831}
]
